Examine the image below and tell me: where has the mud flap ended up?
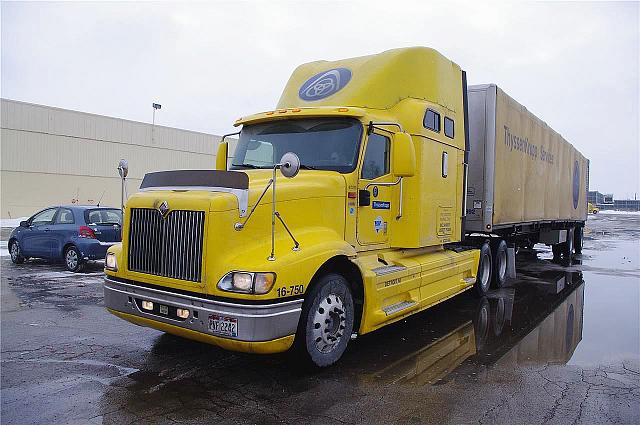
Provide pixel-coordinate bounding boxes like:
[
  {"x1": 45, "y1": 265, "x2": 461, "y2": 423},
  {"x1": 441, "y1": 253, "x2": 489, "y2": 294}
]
[{"x1": 506, "y1": 247, "x2": 516, "y2": 279}]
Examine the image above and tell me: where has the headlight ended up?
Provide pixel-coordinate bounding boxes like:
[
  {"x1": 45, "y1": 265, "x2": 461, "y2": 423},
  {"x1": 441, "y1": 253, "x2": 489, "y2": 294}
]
[
  {"x1": 217, "y1": 271, "x2": 276, "y2": 295},
  {"x1": 105, "y1": 252, "x2": 118, "y2": 271}
]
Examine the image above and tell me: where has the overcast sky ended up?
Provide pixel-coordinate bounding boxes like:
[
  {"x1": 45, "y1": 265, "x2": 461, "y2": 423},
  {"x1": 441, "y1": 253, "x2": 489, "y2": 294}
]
[{"x1": 2, "y1": 1, "x2": 638, "y2": 198}]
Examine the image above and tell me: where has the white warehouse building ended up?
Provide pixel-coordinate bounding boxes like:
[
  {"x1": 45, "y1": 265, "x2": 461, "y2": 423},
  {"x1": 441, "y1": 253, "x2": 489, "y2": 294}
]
[{"x1": 1, "y1": 98, "x2": 228, "y2": 219}]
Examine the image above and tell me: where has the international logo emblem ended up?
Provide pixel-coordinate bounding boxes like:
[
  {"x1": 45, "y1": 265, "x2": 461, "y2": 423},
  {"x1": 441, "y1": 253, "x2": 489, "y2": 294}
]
[
  {"x1": 158, "y1": 200, "x2": 170, "y2": 217},
  {"x1": 299, "y1": 68, "x2": 352, "y2": 101}
]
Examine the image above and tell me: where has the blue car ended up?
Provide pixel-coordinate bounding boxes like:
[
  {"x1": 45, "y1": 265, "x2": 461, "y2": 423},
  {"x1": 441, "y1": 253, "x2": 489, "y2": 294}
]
[{"x1": 8, "y1": 206, "x2": 122, "y2": 272}]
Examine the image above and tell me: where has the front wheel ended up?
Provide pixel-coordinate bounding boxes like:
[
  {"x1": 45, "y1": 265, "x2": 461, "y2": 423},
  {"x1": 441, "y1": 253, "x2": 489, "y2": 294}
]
[
  {"x1": 64, "y1": 246, "x2": 85, "y2": 272},
  {"x1": 9, "y1": 240, "x2": 25, "y2": 264},
  {"x1": 295, "y1": 273, "x2": 354, "y2": 367}
]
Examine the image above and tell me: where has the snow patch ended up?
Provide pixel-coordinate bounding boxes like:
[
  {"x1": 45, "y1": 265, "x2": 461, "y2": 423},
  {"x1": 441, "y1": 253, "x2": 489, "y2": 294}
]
[
  {"x1": 596, "y1": 210, "x2": 640, "y2": 215},
  {"x1": 0, "y1": 240, "x2": 8, "y2": 257},
  {"x1": 1, "y1": 217, "x2": 28, "y2": 229}
]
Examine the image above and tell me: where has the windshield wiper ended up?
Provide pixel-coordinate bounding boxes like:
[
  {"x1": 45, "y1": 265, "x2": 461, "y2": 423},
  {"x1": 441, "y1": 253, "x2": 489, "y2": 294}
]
[{"x1": 231, "y1": 163, "x2": 264, "y2": 169}]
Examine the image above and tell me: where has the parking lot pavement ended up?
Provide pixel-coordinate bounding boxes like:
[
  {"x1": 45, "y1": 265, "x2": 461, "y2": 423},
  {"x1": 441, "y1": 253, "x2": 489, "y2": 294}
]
[{"x1": 1, "y1": 213, "x2": 639, "y2": 425}]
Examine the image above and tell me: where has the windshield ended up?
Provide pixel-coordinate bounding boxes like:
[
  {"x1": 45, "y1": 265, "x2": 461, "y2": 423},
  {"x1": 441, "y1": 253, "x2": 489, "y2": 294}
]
[
  {"x1": 231, "y1": 118, "x2": 362, "y2": 173},
  {"x1": 84, "y1": 208, "x2": 122, "y2": 225}
]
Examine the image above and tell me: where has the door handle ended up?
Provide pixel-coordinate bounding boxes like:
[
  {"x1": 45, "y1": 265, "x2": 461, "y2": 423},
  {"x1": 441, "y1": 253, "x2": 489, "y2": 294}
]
[{"x1": 44, "y1": 228, "x2": 50, "y2": 232}]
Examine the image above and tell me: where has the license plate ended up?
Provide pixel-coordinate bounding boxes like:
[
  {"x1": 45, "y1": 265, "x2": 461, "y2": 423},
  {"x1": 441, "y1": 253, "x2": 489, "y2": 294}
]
[
  {"x1": 159, "y1": 304, "x2": 169, "y2": 315},
  {"x1": 208, "y1": 315, "x2": 238, "y2": 337}
]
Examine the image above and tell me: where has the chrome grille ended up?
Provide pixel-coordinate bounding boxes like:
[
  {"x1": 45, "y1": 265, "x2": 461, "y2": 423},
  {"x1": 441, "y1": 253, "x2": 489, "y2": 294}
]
[{"x1": 128, "y1": 208, "x2": 205, "y2": 282}]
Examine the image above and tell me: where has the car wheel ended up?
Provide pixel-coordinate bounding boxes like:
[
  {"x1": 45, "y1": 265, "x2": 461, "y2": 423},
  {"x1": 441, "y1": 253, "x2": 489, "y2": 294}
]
[
  {"x1": 473, "y1": 242, "x2": 492, "y2": 297},
  {"x1": 64, "y1": 246, "x2": 85, "y2": 272},
  {"x1": 295, "y1": 273, "x2": 354, "y2": 367},
  {"x1": 9, "y1": 240, "x2": 25, "y2": 264},
  {"x1": 491, "y1": 240, "x2": 508, "y2": 288}
]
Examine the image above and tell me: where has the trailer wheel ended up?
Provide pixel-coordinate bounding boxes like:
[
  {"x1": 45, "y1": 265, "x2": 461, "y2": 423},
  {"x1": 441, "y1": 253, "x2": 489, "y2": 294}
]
[
  {"x1": 473, "y1": 243, "x2": 492, "y2": 297},
  {"x1": 563, "y1": 227, "x2": 575, "y2": 259},
  {"x1": 491, "y1": 240, "x2": 508, "y2": 288},
  {"x1": 574, "y1": 227, "x2": 583, "y2": 254},
  {"x1": 295, "y1": 273, "x2": 354, "y2": 367}
]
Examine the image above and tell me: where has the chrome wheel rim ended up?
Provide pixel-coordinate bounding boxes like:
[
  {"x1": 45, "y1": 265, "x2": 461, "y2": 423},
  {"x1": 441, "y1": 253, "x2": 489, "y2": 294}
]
[
  {"x1": 480, "y1": 255, "x2": 490, "y2": 291},
  {"x1": 10, "y1": 243, "x2": 18, "y2": 261},
  {"x1": 311, "y1": 294, "x2": 346, "y2": 354},
  {"x1": 66, "y1": 249, "x2": 78, "y2": 269}
]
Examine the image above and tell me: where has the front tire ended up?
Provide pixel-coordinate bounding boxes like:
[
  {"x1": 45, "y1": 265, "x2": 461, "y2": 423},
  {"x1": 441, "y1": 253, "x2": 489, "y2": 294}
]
[
  {"x1": 64, "y1": 246, "x2": 85, "y2": 272},
  {"x1": 9, "y1": 240, "x2": 25, "y2": 264},
  {"x1": 295, "y1": 273, "x2": 354, "y2": 367},
  {"x1": 474, "y1": 242, "x2": 492, "y2": 297}
]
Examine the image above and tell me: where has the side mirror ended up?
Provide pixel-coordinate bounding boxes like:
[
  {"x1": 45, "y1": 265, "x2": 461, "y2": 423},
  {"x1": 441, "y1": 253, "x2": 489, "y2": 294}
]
[
  {"x1": 19, "y1": 221, "x2": 29, "y2": 228},
  {"x1": 392, "y1": 132, "x2": 416, "y2": 177},
  {"x1": 216, "y1": 142, "x2": 228, "y2": 171},
  {"x1": 280, "y1": 152, "x2": 300, "y2": 178}
]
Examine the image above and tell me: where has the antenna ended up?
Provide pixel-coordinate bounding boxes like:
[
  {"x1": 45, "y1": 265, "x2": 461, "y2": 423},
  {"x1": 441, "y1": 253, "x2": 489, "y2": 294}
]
[{"x1": 96, "y1": 190, "x2": 106, "y2": 206}]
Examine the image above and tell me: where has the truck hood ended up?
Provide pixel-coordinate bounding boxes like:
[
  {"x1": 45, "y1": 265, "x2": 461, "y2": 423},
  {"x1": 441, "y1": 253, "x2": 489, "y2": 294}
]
[{"x1": 127, "y1": 169, "x2": 346, "y2": 216}]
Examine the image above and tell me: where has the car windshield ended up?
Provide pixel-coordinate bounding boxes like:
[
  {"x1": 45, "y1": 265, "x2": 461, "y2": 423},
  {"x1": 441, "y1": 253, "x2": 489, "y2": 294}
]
[
  {"x1": 231, "y1": 118, "x2": 362, "y2": 173},
  {"x1": 85, "y1": 208, "x2": 122, "y2": 225}
]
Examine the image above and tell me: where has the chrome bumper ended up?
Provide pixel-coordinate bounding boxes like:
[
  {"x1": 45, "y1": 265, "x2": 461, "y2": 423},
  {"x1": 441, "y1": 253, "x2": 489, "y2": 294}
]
[{"x1": 103, "y1": 276, "x2": 303, "y2": 342}]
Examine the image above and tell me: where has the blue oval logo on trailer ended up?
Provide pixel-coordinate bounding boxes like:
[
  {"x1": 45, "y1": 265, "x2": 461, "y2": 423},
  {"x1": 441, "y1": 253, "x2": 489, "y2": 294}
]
[
  {"x1": 572, "y1": 161, "x2": 580, "y2": 209},
  {"x1": 299, "y1": 68, "x2": 352, "y2": 101}
]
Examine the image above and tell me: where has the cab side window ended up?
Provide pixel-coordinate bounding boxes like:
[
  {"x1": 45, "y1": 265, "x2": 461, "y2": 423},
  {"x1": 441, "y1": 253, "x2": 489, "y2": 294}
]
[
  {"x1": 424, "y1": 109, "x2": 441, "y2": 132},
  {"x1": 361, "y1": 133, "x2": 390, "y2": 180},
  {"x1": 30, "y1": 208, "x2": 57, "y2": 226},
  {"x1": 55, "y1": 208, "x2": 75, "y2": 224}
]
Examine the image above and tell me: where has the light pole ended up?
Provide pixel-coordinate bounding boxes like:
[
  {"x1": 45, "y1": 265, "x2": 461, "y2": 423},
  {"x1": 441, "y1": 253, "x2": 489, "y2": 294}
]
[{"x1": 152, "y1": 103, "x2": 161, "y2": 143}]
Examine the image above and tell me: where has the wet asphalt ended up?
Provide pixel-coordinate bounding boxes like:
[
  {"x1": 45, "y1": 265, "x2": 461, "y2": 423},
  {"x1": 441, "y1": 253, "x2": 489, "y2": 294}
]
[{"x1": 1, "y1": 213, "x2": 639, "y2": 425}]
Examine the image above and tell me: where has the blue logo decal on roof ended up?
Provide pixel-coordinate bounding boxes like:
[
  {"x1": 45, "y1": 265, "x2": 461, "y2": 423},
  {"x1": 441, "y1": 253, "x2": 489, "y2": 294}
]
[{"x1": 299, "y1": 68, "x2": 352, "y2": 101}]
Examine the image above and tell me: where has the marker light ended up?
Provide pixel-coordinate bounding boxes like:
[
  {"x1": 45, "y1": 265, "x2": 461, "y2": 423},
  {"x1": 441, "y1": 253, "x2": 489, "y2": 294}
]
[
  {"x1": 176, "y1": 308, "x2": 190, "y2": 319},
  {"x1": 141, "y1": 300, "x2": 154, "y2": 311}
]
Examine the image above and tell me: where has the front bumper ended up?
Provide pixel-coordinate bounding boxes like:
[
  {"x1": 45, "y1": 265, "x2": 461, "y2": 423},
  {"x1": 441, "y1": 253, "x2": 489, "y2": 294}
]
[{"x1": 103, "y1": 276, "x2": 303, "y2": 353}]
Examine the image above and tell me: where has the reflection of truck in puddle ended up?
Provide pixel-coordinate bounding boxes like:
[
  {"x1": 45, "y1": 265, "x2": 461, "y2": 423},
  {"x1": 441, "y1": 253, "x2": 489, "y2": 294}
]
[
  {"x1": 366, "y1": 270, "x2": 584, "y2": 385},
  {"x1": 104, "y1": 47, "x2": 589, "y2": 366}
]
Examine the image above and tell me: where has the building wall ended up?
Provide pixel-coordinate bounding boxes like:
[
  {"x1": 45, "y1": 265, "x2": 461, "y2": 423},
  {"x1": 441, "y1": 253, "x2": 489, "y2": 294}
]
[{"x1": 1, "y1": 99, "x2": 229, "y2": 218}]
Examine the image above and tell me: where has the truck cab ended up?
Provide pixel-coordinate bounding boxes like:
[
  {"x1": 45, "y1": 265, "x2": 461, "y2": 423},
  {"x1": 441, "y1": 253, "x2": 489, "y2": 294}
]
[{"x1": 104, "y1": 47, "x2": 489, "y2": 366}]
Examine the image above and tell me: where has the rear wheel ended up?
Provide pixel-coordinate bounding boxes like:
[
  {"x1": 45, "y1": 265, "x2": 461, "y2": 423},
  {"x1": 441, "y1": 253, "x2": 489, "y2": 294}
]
[
  {"x1": 491, "y1": 240, "x2": 508, "y2": 288},
  {"x1": 574, "y1": 226, "x2": 583, "y2": 254},
  {"x1": 295, "y1": 273, "x2": 354, "y2": 367},
  {"x1": 9, "y1": 240, "x2": 25, "y2": 264},
  {"x1": 64, "y1": 246, "x2": 85, "y2": 272},
  {"x1": 473, "y1": 242, "x2": 492, "y2": 297},
  {"x1": 563, "y1": 227, "x2": 575, "y2": 259}
]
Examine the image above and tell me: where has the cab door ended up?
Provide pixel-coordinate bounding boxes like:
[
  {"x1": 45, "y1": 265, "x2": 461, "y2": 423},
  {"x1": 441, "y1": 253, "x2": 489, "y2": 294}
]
[{"x1": 356, "y1": 132, "x2": 395, "y2": 246}]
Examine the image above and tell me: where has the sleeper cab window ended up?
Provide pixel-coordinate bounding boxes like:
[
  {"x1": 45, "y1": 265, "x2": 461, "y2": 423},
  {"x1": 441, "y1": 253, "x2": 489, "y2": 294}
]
[
  {"x1": 444, "y1": 117, "x2": 454, "y2": 138},
  {"x1": 361, "y1": 133, "x2": 390, "y2": 180},
  {"x1": 423, "y1": 109, "x2": 440, "y2": 132}
]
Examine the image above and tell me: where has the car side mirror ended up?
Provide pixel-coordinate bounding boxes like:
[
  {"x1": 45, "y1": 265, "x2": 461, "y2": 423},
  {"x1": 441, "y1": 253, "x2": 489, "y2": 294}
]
[
  {"x1": 19, "y1": 221, "x2": 29, "y2": 228},
  {"x1": 359, "y1": 189, "x2": 371, "y2": 206},
  {"x1": 392, "y1": 132, "x2": 416, "y2": 177}
]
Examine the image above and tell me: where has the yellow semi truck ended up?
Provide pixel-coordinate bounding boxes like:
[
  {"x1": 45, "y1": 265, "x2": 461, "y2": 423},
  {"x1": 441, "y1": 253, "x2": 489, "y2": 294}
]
[{"x1": 103, "y1": 47, "x2": 588, "y2": 366}]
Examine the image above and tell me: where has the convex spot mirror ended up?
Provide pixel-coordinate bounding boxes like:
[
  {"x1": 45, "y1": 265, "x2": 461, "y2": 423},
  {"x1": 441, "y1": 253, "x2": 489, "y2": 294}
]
[
  {"x1": 117, "y1": 159, "x2": 128, "y2": 178},
  {"x1": 392, "y1": 132, "x2": 416, "y2": 177},
  {"x1": 280, "y1": 152, "x2": 300, "y2": 178}
]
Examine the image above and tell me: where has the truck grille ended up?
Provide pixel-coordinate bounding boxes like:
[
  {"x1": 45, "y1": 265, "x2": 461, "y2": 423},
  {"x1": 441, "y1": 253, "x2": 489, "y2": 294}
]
[{"x1": 128, "y1": 208, "x2": 205, "y2": 282}]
